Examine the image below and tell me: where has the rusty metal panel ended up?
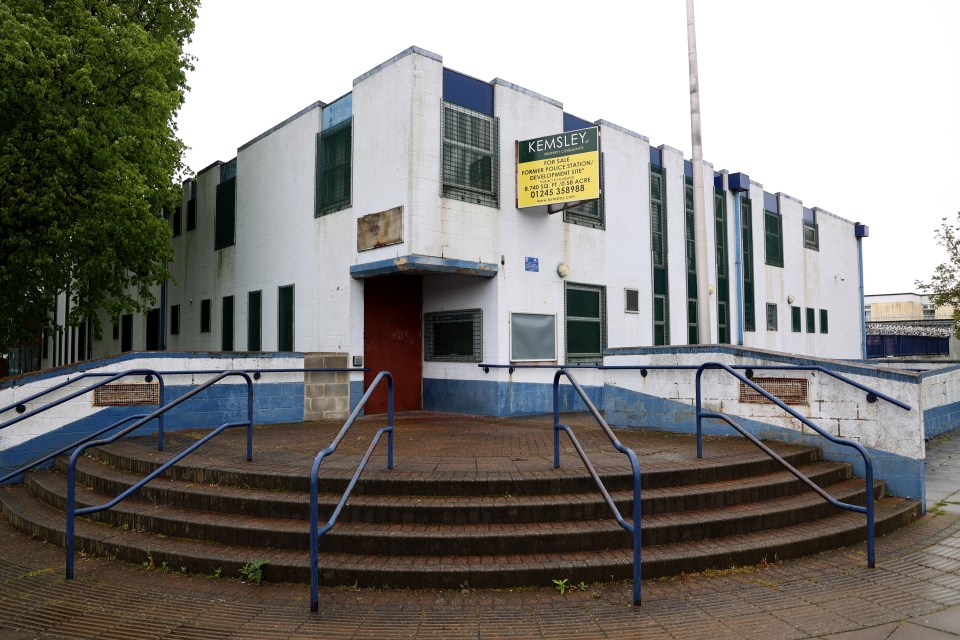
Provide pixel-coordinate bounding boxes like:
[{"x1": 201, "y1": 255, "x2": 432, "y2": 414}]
[
  {"x1": 739, "y1": 377, "x2": 808, "y2": 405},
  {"x1": 357, "y1": 206, "x2": 402, "y2": 252},
  {"x1": 93, "y1": 383, "x2": 160, "y2": 407}
]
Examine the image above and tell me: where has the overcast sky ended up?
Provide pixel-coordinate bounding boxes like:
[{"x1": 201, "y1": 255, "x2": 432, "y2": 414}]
[{"x1": 175, "y1": 0, "x2": 960, "y2": 296}]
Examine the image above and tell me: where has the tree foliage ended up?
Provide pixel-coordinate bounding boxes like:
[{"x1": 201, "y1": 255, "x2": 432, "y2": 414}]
[
  {"x1": 0, "y1": 0, "x2": 199, "y2": 352},
  {"x1": 917, "y1": 212, "x2": 960, "y2": 338}
]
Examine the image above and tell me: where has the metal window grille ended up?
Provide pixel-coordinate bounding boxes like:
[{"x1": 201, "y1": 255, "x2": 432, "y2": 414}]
[
  {"x1": 564, "y1": 153, "x2": 605, "y2": 229},
  {"x1": 625, "y1": 289, "x2": 639, "y2": 313},
  {"x1": 650, "y1": 166, "x2": 669, "y2": 345},
  {"x1": 441, "y1": 103, "x2": 499, "y2": 208},
  {"x1": 766, "y1": 303, "x2": 778, "y2": 331},
  {"x1": 739, "y1": 377, "x2": 808, "y2": 405},
  {"x1": 424, "y1": 309, "x2": 482, "y2": 362},
  {"x1": 684, "y1": 177, "x2": 698, "y2": 344},
  {"x1": 803, "y1": 221, "x2": 819, "y2": 250},
  {"x1": 93, "y1": 383, "x2": 160, "y2": 407}
]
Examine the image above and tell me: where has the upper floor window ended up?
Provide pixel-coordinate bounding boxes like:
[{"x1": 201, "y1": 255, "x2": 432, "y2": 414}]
[
  {"x1": 441, "y1": 102, "x2": 499, "y2": 208},
  {"x1": 803, "y1": 207, "x2": 819, "y2": 250},
  {"x1": 215, "y1": 159, "x2": 236, "y2": 250},
  {"x1": 316, "y1": 94, "x2": 352, "y2": 216}
]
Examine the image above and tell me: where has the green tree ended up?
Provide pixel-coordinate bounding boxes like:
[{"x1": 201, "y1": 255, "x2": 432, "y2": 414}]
[
  {"x1": 0, "y1": 0, "x2": 198, "y2": 353},
  {"x1": 917, "y1": 212, "x2": 960, "y2": 338}
]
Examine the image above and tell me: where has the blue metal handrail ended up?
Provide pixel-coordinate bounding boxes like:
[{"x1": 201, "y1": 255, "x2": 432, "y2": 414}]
[
  {"x1": 1, "y1": 369, "x2": 166, "y2": 443},
  {"x1": 480, "y1": 362, "x2": 911, "y2": 410},
  {"x1": 695, "y1": 362, "x2": 877, "y2": 567},
  {"x1": 65, "y1": 370, "x2": 254, "y2": 579},
  {"x1": 0, "y1": 413, "x2": 147, "y2": 485},
  {"x1": 309, "y1": 371, "x2": 394, "y2": 613},
  {"x1": 552, "y1": 369, "x2": 642, "y2": 605}
]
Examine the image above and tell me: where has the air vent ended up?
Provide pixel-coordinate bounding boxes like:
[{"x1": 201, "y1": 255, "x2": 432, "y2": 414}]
[
  {"x1": 93, "y1": 383, "x2": 160, "y2": 407},
  {"x1": 739, "y1": 377, "x2": 808, "y2": 405}
]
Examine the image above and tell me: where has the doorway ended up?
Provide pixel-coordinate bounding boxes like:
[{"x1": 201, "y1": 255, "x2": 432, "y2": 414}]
[{"x1": 363, "y1": 275, "x2": 422, "y2": 413}]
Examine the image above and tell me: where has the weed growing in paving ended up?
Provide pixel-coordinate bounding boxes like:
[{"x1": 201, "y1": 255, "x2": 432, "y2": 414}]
[
  {"x1": 239, "y1": 559, "x2": 267, "y2": 585},
  {"x1": 552, "y1": 578, "x2": 569, "y2": 595}
]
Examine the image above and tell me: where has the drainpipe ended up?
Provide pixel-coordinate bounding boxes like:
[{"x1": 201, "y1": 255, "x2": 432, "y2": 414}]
[{"x1": 855, "y1": 223, "x2": 870, "y2": 359}]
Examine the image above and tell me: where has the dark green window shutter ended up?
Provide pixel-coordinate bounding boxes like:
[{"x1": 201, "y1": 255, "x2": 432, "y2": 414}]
[
  {"x1": 741, "y1": 197, "x2": 755, "y2": 332},
  {"x1": 565, "y1": 283, "x2": 606, "y2": 364},
  {"x1": 316, "y1": 121, "x2": 352, "y2": 216},
  {"x1": 714, "y1": 189, "x2": 730, "y2": 343},
  {"x1": 684, "y1": 177, "x2": 698, "y2": 344},
  {"x1": 791, "y1": 306, "x2": 801, "y2": 332},
  {"x1": 222, "y1": 296, "x2": 234, "y2": 351},
  {"x1": 278, "y1": 285, "x2": 294, "y2": 352},
  {"x1": 248, "y1": 290, "x2": 262, "y2": 351},
  {"x1": 215, "y1": 177, "x2": 236, "y2": 249},
  {"x1": 764, "y1": 210, "x2": 783, "y2": 267},
  {"x1": 200, "y1": 299, "x2": 211, "y2": 333},
  {"x1": 806, "y1": 307, "x2": 816, "y2": 333},
  {"x1": 820, "y1": 309, "x2": 829, "y2": 334}
]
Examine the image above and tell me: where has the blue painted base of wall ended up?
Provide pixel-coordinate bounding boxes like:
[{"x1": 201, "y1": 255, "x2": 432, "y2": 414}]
[
  {"x1": 924, "y1": 402, "x2": 960, "y2": 439},
  {"x1": 1, "y1": 381, "x2": 303, "y2": 484},
  {"x1": 603, "y1": 384, "x2": 925, "y2": 504},
  {"x1": 423, "y1": 378, "x2": 602, "y2": 417}
]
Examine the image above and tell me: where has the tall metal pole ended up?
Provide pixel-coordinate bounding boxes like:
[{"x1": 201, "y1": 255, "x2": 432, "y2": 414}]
[{"x1": 687, "y1": 0, "x2": 713, "y2": 344}]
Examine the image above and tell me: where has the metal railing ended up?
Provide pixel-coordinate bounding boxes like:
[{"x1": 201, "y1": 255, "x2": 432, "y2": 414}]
[
  {"x1": 552, "y1": 369, "x2": 642, "y2": 605},
  {"x1": 309, "y1": 371, "x2": 394, "y2": 613},
  {"x1": 0, "y1": 370, "x2": 167, "y2": 486},
  {"x1": 695, "y1": 362, "x2": 880, "y2": 568},
  {"x1": 65, "y1": 370, "x2": 255, "y2": 579},
  {"x1": 481, "y1": 362, "x2": 911, "y2": 410}
]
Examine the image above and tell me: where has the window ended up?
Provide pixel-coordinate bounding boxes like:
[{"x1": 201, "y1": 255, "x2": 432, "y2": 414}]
[
  {"x1": 442, "y1": 102, "x2": 498, "y2": 208},
  {"x1": 791, "y1": 306, "x2": 801, "y2": 333},
  {"x1": 215, "y1": 159, "x2": 236, "y2": 249},
  {"x1": 803, "y1": 207, "x2": 819, "y2": 250},
  {"x1": 112, "y1": 322, "x2": 119, "y2": 341},
  {"x1": 200, "y1": 299, "x2": 211, "y2": 333},
  {"x1": 564, "y1": 153, "x2": 604, "y2": 229},
  {"x1": 741, "y1": 197, "x2": 755, "y2": 332},
  {"x1": 121, "y1": 314, "x2": 133, "y2": 352},
  {"x1": 425, "y1": 309, "x2": 482, "y2": 362},
  {"x1": 248, "y1": 290, "x2": 262, "y2": 351},
  {"x1": 684, "y1": 175, "x2": 698, "y2": 344},
  {"x1": 511, "y1": 313, "x2": 556, "y2": 361},
  {"x1": 316, "y1": 94, "x2": 352, "y2": 216},
  {"x1": 764, "y1": 209, "x2": 783, "y2": 267},
  {"x1": 170, "y1": 304, "x2": 180, "y2": 335},
  {"x1": 145, "y1": 309, "x2": 160, "y2": 350},
  {"x1": 171, "y1": 205, "x2": 181, "y2": 237},
  {"x1": 565, "y1": 283, "x2": 606, "y2": 364},
  {"x1": 820, "y1": 309, "x2": 829, "y2": 334},
  {"x1": 625, "y1": 289, "x2": 639, "y2": 313},
  {"x1": 715, "y1": 188, "x2": 730, "y2": 344},
  {"x1": 222, "y1": 296, "x2": 234, "y2": 351},
  {"x1": 806, "y1": 307, "x2": 816, "y2": 333},
  {"x1": 650, "y1": 164, "x2": 670, "y2": 345},
  {"x1": 766, "y1": 303, "x2": 778, "y2": 331},
  {"x1": 278, "y1": 285, "x2": 294, "y2": 352},
  {"x1": 186, "y1": 180, "x2": 197, "y2": 231}
]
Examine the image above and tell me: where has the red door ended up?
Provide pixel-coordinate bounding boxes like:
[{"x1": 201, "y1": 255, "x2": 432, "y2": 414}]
[{"x1": 363, "y1": 275, "x2": 423, "y2": 413}]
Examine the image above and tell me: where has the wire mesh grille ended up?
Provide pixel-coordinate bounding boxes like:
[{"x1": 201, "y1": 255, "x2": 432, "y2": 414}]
[
  {"x1": 739, "y1": 377, "x2": 808, "y2": 405},
  {"x1": 441, "y1": 103, "x2": 498, "y2": 207},
  {"x1": 93, "y1": 383, "x2": 160, "y2": 407},
  {"x1": 424, "y1": 309, "x2": 482, "y2": 362}
]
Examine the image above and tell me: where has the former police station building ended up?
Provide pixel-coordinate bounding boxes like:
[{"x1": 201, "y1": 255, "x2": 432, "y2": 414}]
[{"x1": 43, "y1": 45, "x2": 867, "y2": 415}]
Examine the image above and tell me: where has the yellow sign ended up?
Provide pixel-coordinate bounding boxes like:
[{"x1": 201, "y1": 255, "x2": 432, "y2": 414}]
[{"x1": 517, "y1": 127, "x2": 600, "y2": 209}]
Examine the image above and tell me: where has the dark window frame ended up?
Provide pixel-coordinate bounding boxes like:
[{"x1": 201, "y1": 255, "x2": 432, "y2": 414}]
[
  {"x1": 764, "y1": 209, "x2": 784, "y2": 267},
  {"x1": 791, "y1": 306, "x2": 801, "y2": 333},
  {"x1": 200, "y1": 299, "x2": 211, "y2": 333},
  {"x1": 170, "y1": 304, "x2": 180, "y2": 336},
  {"x1": 248, "y1": 290, "x2": 262, "y2": 351},
  {"x1": 806, "y1": 307, "x2": 816, "y2": 334},
  {"x1": 820, "y1": 309, "x2": 829, "y2": 334},
  {"x1": 565, "y1": 282, "x2": 607, "y2": 365},
  {"x1": 315, "y1": 119, "x2": 353, "y2": 216},
  {"x1": 424, "y1": 309, "x2": 483, "y2": 362},
  {"x1": 441, "y1": 102, "x2": 499, "y2": 208},
  {"x1": 766, "y1": 303, "x2": 778, "y2": 331}
]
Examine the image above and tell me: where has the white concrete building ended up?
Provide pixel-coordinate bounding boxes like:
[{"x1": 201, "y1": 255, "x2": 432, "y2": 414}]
[{"x1": 42, "y1": 46, "x2": 867, "y2": 413}]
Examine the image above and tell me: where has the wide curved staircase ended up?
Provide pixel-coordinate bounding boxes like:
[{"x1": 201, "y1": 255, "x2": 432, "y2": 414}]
[{"x1": 0, "y1": 414, "x2": 922, "y2": 588}]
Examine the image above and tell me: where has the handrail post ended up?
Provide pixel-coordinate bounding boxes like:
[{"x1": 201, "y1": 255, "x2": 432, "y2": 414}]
[
  {"x1": 157, "y1": 375, "x2": 166, "y2": 451},
  {"x1": 386, "y1": 374, "x2": 394, "y2": 470},
  {"x1": 631, "y1": 458, "x2": 642, "y2": 605},
  {"x1": 246, "y1": 374, "x2": 254, "y2": 462},
  {"x1": 695, "y1": 368, "x2": 704, "y2": 459},
  {"x1": 65, "y1": 463, "x2": 77, "y2": 579},
  {"x1": 552, "y1": 369, "x2": 563, "y2": 469},
  {"x1": 865, "y1": 454, "x2": 876, "y2": 568}
]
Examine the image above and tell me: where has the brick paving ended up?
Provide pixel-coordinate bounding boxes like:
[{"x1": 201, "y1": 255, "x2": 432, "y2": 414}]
[{"x1": 1, "y1": 416, "x2": 959, "y2": 638}]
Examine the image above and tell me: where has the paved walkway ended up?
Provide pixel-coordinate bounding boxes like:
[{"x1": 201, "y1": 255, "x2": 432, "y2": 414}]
[{"x1": 1, "y1": 419, "x2": 960, "y2": 638}]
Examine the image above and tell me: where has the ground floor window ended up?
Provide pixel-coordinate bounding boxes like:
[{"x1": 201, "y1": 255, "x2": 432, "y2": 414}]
[
  {"x1": 565, "y1": 283, "x2": 606, "y2": 364},
  {"x1": 248, "y1": 290, "x2": 262, "y2": 351},
  {"x1": 278, "y1": 285, "x2": 294, "y2": 352},
  {"x1": 424, "y1": 309, "x2": 482, "y2": 362},
  {"x1": 511, "y1": 313, "x2": 556, "y2": 361}
]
